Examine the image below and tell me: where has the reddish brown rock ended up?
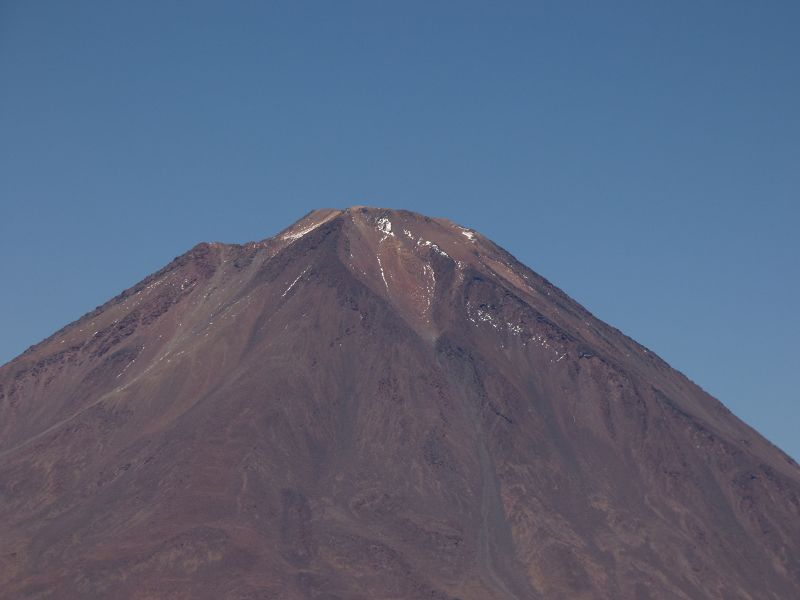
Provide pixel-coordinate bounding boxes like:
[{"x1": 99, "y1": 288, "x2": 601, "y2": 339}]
[{"x1": 1, "y1": 207, "x2": 798, "y2": 599}]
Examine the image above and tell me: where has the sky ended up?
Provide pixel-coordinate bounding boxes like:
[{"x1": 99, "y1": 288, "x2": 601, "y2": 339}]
[{"x1": 1, "y1": 1, "x2": 798, "y2": 459}]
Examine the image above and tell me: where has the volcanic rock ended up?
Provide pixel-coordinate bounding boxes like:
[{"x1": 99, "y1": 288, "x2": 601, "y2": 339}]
[{"x1": 1, "y1": 207, "x2": 798, "y2": 599}]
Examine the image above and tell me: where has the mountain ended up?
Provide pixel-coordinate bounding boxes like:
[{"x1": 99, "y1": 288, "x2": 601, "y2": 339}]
[{"x1": 1, "y1": 207, "x2": 798, "y2": 599}]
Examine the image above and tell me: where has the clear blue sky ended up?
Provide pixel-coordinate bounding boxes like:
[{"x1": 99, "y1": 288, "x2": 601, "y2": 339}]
[{"x1": 1, "y1": 1, "x2": 798, "y2": 459}]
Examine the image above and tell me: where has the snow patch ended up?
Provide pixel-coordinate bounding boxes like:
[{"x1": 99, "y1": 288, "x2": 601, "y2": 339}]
[
  {"x1": 476, "y1": 308, "x2": 499, "y2": 329},
  {"x1": 508, "y1": 323, "x2": 523, "y2": 335},
  {"x1": 416, "y1": 238, "x2": 449, "y2": 257},
  {"x1": 459, "y1": 227, "x2": 476, "y2": 241},
  {"x1": 377, "y1": 217, "x2": 394, "y2": 239},
  {"x1": 466, "y1": 303, "x2": 568, "y2": 362}
]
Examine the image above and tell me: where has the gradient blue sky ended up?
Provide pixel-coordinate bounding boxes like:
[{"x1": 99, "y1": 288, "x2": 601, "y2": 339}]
[{"x1": 1, "y1": 1, "x2": 798, "y2": 459}]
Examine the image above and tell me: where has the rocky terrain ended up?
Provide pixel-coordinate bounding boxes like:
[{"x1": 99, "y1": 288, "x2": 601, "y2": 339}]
[{"x1": 1, "y1": 207, "x2": 798, "y2": 599}]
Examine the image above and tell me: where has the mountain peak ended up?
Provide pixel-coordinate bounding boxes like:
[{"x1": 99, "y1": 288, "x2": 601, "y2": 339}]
[
  {"x1": 273, "y1": 206, "x2": 479, "y2": 248},
  {"x1": 266, "y1": 206, "x2": 512, "y2": 341}
]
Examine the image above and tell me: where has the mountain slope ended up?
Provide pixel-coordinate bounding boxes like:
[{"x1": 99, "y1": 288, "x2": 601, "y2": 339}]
[{"x1": 1, "y1": 207, "x2": 798, "y2": 599}]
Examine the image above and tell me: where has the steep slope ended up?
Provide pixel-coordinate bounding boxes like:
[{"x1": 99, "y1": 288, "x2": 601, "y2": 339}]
[{"x1": 1, "y1": 207, "x2": 798, "y2": 599}]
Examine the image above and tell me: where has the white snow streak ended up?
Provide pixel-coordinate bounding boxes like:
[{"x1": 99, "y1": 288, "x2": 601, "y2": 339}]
[
  {"x1": 377, "y1": 255, "x2": 389, "y2": 292},
  {"x1": 423, "y1": 264, "x2": 435, "y2": 308},
  {"x1": 282, "y1": 268, "x2": 309, "y2": 297}
]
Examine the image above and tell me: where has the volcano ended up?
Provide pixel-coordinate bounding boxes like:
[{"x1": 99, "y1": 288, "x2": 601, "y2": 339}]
[{"x1": 1, "y1": 207, "x2": 798, "y2": 599}]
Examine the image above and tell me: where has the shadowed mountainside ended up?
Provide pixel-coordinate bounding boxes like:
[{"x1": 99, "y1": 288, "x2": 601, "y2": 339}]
[{"x1": 1, "y1": 207, "x2": 799, "y2": 599}]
